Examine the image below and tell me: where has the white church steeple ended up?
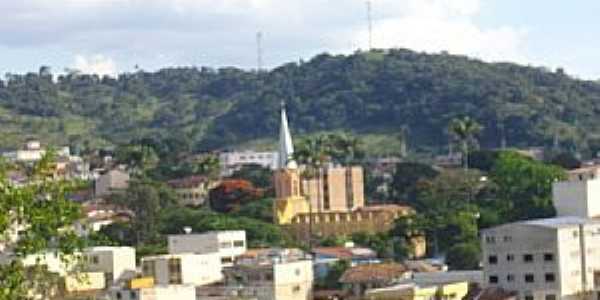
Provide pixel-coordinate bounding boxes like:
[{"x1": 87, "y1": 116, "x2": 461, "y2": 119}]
[{"x1": 278, "y1": 102, "x2": 297, "y2": 169}]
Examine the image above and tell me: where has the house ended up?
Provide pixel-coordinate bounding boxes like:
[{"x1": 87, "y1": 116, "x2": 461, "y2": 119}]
[
  {"x1": 167, "y1": 230, "x2": 246, "y2": 267},
  {"x1": 109, "y1": 284, "x2": 196, "y2": 300},
  {"x1": 313, "y1": 244, "x2": 380, "y2": 280},
  {"x1": 364, "y1": 280, "x2": 469, "y2": 300},
  {"x1": 95, "y1": 168, "x2": 129, "y2": 197},
  {"x1": 141, "y1": 253, "x2": 223, "y2": 286},
  {"x1": 219, "y1": 150, "x2": 279, "y2": 177},
  {"x1": 339, "y1": 263, "x2": 412, "y2": 297},
  {"x1": 82, "y1": 246, "x2": 137, "y2": 285},
  {"x1": 481, "y1": 166, "x2": 600, "y2": 300},
  {"x1": 223, "y1": 248, "x2": 313, "y2": 300},
  {"x1": 167, "y1": 175, "x2": 214, "y2": 206}
]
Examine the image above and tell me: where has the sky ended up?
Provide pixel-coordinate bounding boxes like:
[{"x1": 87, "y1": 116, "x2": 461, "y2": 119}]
[{"x1": 1, "y1": 0, "x2": 599, "y2": 79}]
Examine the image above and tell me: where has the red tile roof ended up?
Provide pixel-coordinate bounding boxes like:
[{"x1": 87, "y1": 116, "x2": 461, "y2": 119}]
[{"x1": 340, "y1": 263, "x2": 409, "y2": 284}]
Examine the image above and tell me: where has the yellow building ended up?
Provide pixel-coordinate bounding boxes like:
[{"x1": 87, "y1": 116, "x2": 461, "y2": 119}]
[
  {"x1": 364, "y1": 281, "x2": 470, "y2": 300},
  {"x1": 272, "y1": 105, "x2": 425, "y2": 257}
]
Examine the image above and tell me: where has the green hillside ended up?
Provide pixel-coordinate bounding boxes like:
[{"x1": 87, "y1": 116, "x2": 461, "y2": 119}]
[{"x1": 1, "y1": 49, "x2": 599, "y2": 156}]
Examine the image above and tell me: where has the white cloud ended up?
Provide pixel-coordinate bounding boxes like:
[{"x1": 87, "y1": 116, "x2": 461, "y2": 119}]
[
  {"x1": 353, "y1": 0, "x2": 527, "y2": 63},
  {"x1": 73, "y1": 55, "x2": 117, "y2": 76},
  {"x1": 0, "y1": 0, "x2": 530, "y2": 73}
]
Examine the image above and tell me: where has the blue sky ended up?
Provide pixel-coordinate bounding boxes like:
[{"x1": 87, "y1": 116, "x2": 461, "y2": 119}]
[{"x1": 1, "y1": 0, "x2": 598, "y2": 79}]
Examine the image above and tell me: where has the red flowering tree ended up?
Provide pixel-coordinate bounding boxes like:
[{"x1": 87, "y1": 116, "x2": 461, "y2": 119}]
[{"x1": 209, "y1": 179, "x2": 264, "y2": 213}]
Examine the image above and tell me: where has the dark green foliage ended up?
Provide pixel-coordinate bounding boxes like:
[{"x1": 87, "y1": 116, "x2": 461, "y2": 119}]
[
  {"x1": 2, "y1": 49, "x2": 598, "y2": 155},
  {"x1": 390, "y1": 162, "x2": 439, "y2": 204},
  {"x1": 445, "y1": 242, "x2": 481, "y2": 270},
  {"x1": 159, "y1": 207, "x2": 293, "y2": 248},
  {"x1": 468, "y1": 150, "x2": 501, "y2": 172},
  {"x1": 548, "y1": 152, "x2": 581, "y2": 170},
  {"x1": 319, "y1": 260, "x2": 351, "y2": 289},
  {"x1": 232, "y1": 197, "x2": 274, "y2": 223}
]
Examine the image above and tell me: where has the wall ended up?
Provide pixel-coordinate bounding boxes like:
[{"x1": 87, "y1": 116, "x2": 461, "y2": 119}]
[{"x1": 273, "y1": 260, "x2": 313, "y2": 300}]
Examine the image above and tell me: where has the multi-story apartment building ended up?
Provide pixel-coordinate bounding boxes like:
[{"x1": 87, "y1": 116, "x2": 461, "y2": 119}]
[
  {"x1": 481, "y1": 217, "x2": 600, "y2": 300},
  {"x1": 167, "y1": 175, "x2": 214, "y2": 206},
  {"x1": 219, "y1": 150, "x2": 279, "y2": 176},
  {"x1": 167, "y1": 230, "x2": 246, "y2": 267},
  {"x1": 223, "y1": 248, "x2": 313, "y2": 300},
  {"x1": 141, "y1": 253, "x2": 223, "y2": 286},
  {"x1": 482, "y1": 166, "x2": 600, "y2": 300}
]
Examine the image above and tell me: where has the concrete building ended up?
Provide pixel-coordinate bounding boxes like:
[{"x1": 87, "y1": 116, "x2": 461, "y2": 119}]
[
  {"x1": 223, "y1": 248, "x2": 313, "y2": 300},
  {"x1": 481, "y1": 167, "x2": 600, "y2": 300},
  {"x1": 141, "y1": 253, "x2": 223, "y2": 286},
  {"x1": 83, "y1": 247, "x2": 137, "y2": 284},
  {"x1": 219, "y1": 150, "x2": 279, "y2": 176},
  {"x1": 95, "y1": 169, "x2": 130, "y2": 197},
  {"x1": 109, "y1": 284, "x2": 196, "y2": 300},
  {"x1": 270, "y1": 106, "x2": 425, "y2": 257},
  {"x1": 481, "y1": 217, "x2": 600, "y2": 300},
  {"x1": 365, "y1": 280, "x2": 470, "y2": 300},
  {"x1": 167, "y1": 230, "x2": 246, "y2": 267},
  {"x1": 167, "y1": 175, "x2": 215, "y2": 206}
]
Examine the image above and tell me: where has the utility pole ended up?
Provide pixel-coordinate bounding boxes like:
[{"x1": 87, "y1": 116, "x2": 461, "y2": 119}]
[
  {"x1": 256, "y1": 31, "x2": 263, "y2": 72},
  {"x1": 366, "y1": 0, "x2": 373, "y2": 50}
]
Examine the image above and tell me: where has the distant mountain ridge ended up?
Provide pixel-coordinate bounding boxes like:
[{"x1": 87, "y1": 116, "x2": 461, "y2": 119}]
[{"x1": 1, "y1": 49, "x2": 599, "y2": 155}]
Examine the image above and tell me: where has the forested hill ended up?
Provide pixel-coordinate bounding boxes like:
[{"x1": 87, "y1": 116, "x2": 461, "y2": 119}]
[{"x1": 1, "y1": 48, "x2": 600, "y2": 155}]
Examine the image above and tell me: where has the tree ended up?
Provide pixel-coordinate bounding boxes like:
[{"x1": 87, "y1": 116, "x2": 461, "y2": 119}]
[
  {"x1": 208, "y1": 179, "x2": 264, "y2": 213},
  {"x1": 489, "y1": 151, "x2": 566, "y2": 222},
  {"x1": 449, "y1": 116, "x2": 483, "y2": 170},
  {"x1": 445, "y1": 242, "x2": 480, "y2": 270},
  {"x1": 109, "y1": 179, "x2": 177, "y2": 245},
  {"x1": 390, "y1": 162, "x2": 439, "y2": 204},
  {"x1": 0, "y1": 153, "x2": 84, "y2": 299},
  {"x1": 229, "y1": 164, "x2": 273, "y2": 190}
]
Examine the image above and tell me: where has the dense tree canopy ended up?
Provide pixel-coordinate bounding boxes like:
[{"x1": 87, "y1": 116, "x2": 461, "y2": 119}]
[{"x1": 1, "y1": 49, "x2": 599, "y2": 156}]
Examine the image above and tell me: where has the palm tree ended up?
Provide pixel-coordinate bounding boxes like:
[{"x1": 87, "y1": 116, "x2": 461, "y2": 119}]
[{"x1": 449, "y1": 116, "x2": 483, "y2": 170}]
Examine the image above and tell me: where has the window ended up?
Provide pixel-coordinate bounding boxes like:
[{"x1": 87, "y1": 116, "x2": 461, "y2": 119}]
[
  {"x1": 233, "y1": 240, "x2": 245, "y2": 248},
  {"x1": 168, "y1": 258, "x2": 182, "y2": 284},
  {"x1": 525, "y1": 296, "x2": 534, "y2": 300},
  {"x1": 485, "y1": 236, "x2": 496, "y2": 243},
  {"x1": 544, "y1": 253, "x2": 554, "y2": 262},
  {"x1": 489, "y1": 276, "x2": 498, "y2": 284},
  {"x1": 292, "y1": 285, "x2": 301, "y2": 293},
  {"x1": 220, "y1": 241, "x2": 232, "y2": 249},
  {"x1": 525, "y1": 274, "x2": 535, "y2": 283},
  {"x1": 92, "y1": 255, "x2": 99, "y2": 264},
  {"x1": 523, "y1": 254, "x2": 534, "y2": 262},
  {"x1": 503, "y1": 236, "x2": 512, "y2": 242},
  {"x1": 507, "y1": 254, "x2": 515, "y2": 262},
  {"x1": 116, "y1": 292, "x2": 122, "y2": 300},
  {"x1": 546, "y1": 295, "x2": 556, "y2": 300},
  {"x1": 221, "y1": 257, "x2": 233, "y2": 264},
  {"x1": 507, "y1": 274, "x2": 514, "y2": 282},
  {"x1": 488, "y1": 255, "x2": 498, "y2": 264},
  {"x1": 545, "y1": 273, "x2": 555, "y2": 283},
  {"x1": 130, "y1": 291, "x2": 137, "y2": 299}
]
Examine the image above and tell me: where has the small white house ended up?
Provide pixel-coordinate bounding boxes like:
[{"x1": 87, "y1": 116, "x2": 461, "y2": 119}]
[
  {"x1": 83, "y1": 246, "x2": 137, "y2": 284},
  {"x1": 141, "y1": 253, "x2": 223, "y2": 286},
  {"x1": 168, "y1": 230, "x2": 246, "y2": 267}
]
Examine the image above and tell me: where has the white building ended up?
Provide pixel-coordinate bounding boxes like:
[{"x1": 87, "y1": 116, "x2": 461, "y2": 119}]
[
  {"x1": 219, "y1": 151, "x2": 278, "y2": 176},
  {"x1": 95, "y1": 169, "x2": 130, "y2": 197},
  {"x1": 141, "y1": 253, "x2": 223, "y2": 286},
  {"x1": 110, "y1": 285, "x2": 196, "y2": 300},
  {"x1": 83, "y1": 246, "x2": 137, "y2": 284},
  {"x1": 168, "y1": 230, "x2": 246, "y2": 266},
  {"x1": 2, "y1": 141, "x2": 71, "y2": 163},
  {"x1": 224, "y1": 248, "x2": 313, "y2": 300},
  {"x1": 482, "y1": 166, "x2": 600, "y2": 300},
  {"x1": 481, "y1": 217, "x2": 600, "y2": 300}
]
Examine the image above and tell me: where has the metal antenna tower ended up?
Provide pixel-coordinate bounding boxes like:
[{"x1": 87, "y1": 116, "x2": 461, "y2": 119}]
[
  {"x1": 366, "y1": 0, "x2": 373, "y2": 50},
  {"x1": 256, "y1": 31, "x2": 263, "y2": 71}
]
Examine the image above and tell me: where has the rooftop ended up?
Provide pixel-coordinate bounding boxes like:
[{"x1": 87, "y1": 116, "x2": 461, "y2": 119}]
[
  {"x1": 340, "y1": 263, "x2": 410, "y2": 284},
  {"x1": 312, "y1": 246, "x2": 377, "y2": 260}
]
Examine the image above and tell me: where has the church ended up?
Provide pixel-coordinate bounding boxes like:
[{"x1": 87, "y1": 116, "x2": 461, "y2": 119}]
[{"x1": 272, "y1": 105, "x2": 426, "y2": 258}]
